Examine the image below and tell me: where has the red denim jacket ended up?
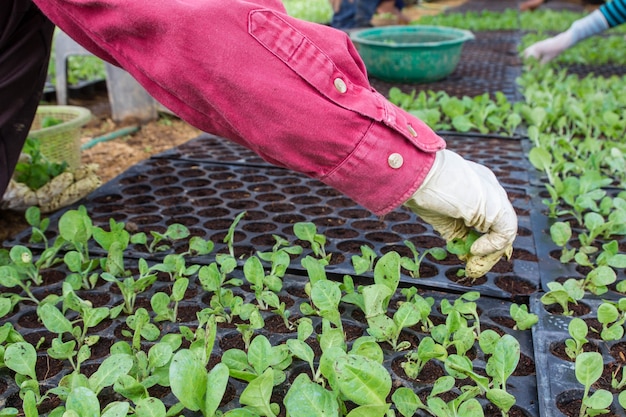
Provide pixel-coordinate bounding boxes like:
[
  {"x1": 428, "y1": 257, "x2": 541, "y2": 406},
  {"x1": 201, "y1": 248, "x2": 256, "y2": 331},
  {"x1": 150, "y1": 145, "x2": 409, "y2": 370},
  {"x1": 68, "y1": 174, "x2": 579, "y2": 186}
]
[{"x1": 33, "y1": 0, "x2": 445, "y2": 214}]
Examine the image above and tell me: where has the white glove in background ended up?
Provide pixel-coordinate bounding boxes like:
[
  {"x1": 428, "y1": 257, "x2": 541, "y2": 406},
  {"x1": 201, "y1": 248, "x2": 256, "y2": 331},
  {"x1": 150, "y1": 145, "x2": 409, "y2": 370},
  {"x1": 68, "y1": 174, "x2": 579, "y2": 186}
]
[
  {"x1": 523, "y1": 31, "x2": 575, "y2": 64},
  {"x1": 404, "y1": 150, "x2": 518, "y2": 276},
  {"x1": 523, "y1": 9, "x2": 609, "y2": 64}
]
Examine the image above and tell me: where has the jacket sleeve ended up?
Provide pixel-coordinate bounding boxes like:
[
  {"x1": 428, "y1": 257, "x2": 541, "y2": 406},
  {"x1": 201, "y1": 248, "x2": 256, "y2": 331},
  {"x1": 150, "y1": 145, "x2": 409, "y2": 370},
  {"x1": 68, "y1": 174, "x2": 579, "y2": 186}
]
[
  {"x1": 600, "y1": 0, "x2": 626, "y2": 28},
  {"x1": 33, "y1": 0, "x2": 445, "y2": 215}
]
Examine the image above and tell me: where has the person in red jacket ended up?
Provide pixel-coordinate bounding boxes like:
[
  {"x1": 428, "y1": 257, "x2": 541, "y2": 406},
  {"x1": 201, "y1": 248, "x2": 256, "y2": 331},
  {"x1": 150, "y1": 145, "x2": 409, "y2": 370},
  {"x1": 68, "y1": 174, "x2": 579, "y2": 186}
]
[{"x1": 1, "y1": 0, "x2": 517, "y2": 275}]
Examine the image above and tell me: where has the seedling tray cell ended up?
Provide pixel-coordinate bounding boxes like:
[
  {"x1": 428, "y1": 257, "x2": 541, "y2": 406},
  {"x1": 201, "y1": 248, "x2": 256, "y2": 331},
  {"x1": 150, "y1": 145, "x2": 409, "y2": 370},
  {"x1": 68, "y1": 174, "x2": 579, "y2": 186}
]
[{"x1": 530, "y1": 294, "x2": 626, "y2": 417}]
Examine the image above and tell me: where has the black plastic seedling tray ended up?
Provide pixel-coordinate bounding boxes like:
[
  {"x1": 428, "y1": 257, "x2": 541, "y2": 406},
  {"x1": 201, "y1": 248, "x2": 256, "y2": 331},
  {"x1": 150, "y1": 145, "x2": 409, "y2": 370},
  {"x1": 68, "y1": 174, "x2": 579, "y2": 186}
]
[
  {"x1": 530, "y1": 294, "x2": 626, "y2": 417},
  {"x1": 7, "y1": 132, "x2": 541, "y2": 301},
  {"x1": 1, "y1": 266, "x2": 538, "y2": 417}
]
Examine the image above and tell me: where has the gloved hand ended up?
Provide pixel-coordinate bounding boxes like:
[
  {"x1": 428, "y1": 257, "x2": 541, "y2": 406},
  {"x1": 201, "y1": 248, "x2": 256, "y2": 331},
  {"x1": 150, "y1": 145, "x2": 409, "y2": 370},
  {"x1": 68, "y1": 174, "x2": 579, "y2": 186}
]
[
  {"x1": 522, "y1": 31, "x2": 574, "y2": 64},
  {"x1": 404, "y1": 150, "x2": 517, "y2": 278},
  {"x1": 523, "y1": 9, "x2": 609, "y2": 64}
]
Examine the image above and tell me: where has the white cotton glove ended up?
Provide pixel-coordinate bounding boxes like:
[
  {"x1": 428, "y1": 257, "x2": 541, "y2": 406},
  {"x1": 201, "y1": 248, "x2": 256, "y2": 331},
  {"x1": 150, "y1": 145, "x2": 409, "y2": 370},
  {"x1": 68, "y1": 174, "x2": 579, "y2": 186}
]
[
  {"x1": 523, "y1": 9, "x2": 609, "y2": 64},
  {"x1": 522, "y1": 31, "x2": 575, "y2": 64},
  {"x1": 404, "y1": 150, "x2": 517, "y2": 278}
]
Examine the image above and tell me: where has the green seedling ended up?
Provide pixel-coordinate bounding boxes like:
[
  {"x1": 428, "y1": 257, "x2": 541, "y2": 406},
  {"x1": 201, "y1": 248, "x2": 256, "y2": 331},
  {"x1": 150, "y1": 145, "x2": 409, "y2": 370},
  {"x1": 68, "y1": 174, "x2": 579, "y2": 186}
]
[
  {"x1": 151, "y1": 253, "x2": 201, "y2": 282},
  {"x1": 597, "y1": 240, "x2": 626, "y2": 272},
  {"x1": 550, "y1": 221, "x2": 576, "y2": 263},
  {"x1": 121, "y1": 308, "x2": 160, "y2": 352},
  {"x1": 221, "y1": 334, "x2": 291, "y2": 385},
  {"x1": 224, "y1": 211, "x2": 247, "y2": 258},
  {"x1": 58, "y1": 207, "x2": 100, "y2": 289},
  {"x1": 107, "y1": 335, "x2": 180, "y2": 403},
  {"x1": 198, "y1": 253, "x2": 242, "y2": 322},
  {"x1": 485, "y1": 334, "x2": 520, "y2": 417},
  {"x1": 445, "y1": 230, "x2": 481, "y2": 280},
  {"x1": 540, "y1": 279, "x2": 585, "y2": 316},
  {"x1": 509, "y1": 303, "x2": 538, "y2": 331},
  {"x1": 243, "y1": 255, "x2": 283, "y2": 310},
  {"x1": 294, "y1": 221, "x2": 331, "y2": 263},
  {"x1": 596, "y1": 299, "x2": 626, "y2": 341},
  {"x1": 4, "y1": 341, "x2": 41, "y2": 406},
  {"x1": 101, "y1": 258, "x2": 158, "y2": 315},
  {"x1": 353, "y1": 251, "x2": 422, "y2": 351},
  {"x1": 179, "y1": 310, "x2": 218, "y2": 366},
  {"x1": 38, "y1": 284, "x2": 109, "y2": 372},
  {"x1": 233, "y1": 302, "x2": 265, "y2": 350},
  {"x1": 309, "y1": 278, "x2": 343, "y2": 326},
  {"x1": 151, "y1": 277, "x2": 189, "y2": 322},
  {"x1": 351, "y1": 244, "x2": 377, "y2": 275},
  {"x1": 401, "y1": 336, "x2": 448, "y2": 379},
  {"x1": 131, "y1": 222, "x2": 190, "y2": 253},
  {"x1": 575, "y1": 352, "x2": 613, "y2": 417},
  {"x1": 400, "y1": 239, "x2": 447, "y2": 279},
  {"x1": 401, "y1": 289, "x2": 436, "y2": 332},
  {"x1": 170, "y1": 349, "x2": 229, "y2": 417}
]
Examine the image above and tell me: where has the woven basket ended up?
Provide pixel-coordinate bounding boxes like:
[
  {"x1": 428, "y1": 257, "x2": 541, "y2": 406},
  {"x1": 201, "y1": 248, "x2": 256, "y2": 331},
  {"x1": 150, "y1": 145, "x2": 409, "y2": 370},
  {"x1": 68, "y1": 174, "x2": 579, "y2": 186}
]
[{"x1": 28, "y1": 105, "x2": 92, "y2": 169}]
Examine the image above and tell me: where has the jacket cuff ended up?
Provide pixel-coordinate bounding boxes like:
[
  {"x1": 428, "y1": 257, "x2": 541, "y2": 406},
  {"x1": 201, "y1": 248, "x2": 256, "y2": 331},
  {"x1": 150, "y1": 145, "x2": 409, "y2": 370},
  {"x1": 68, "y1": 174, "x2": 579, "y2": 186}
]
[{"x1": 321, "y1": 121, "x2": 441, "y2": 216}]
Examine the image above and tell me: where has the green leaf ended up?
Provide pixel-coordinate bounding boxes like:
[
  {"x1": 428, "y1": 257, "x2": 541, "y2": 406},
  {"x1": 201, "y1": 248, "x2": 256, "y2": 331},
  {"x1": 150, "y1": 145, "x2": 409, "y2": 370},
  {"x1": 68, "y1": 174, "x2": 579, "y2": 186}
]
[
  {"x1": 170, "y1": 349, "x2": 207, "y2": 411},
  {"x1": 311, "y1": 280, "x2": 342, "y2": 314},
  {"x1": 66, "y1": 386, "x2": 100, "y2": 417},
  {"x1": 585, "y1": 389, "x2": 613, "y2": 410},
  {"x1": 5, "y1": 342, "x2": 37, "y2": 380},
  {"x1": 486, "y1": 334, "x2": 520, "y2": 388},
  {"x1": 286, "y1": 339, "x2": 315, "y2": 365},
  {"x1": 101, "y1": 402, "x2": 131, "y2": 417},
  {"x1": 550, "y1": 222, "x2": 572, "y2": 247},
  {"x1": 528, "y1": 146, "x2": 553, "y2": 172},
  {"x1": 392, "y1": 387, "x2": 422, "y2": 417},
  {"x1": 486, "y1": 388, "x2": 515, "y2": 413},
  {"x1": 22, "y1": 389, "x2": 38, "y2": 417},
  {"x1": 458, "y1": 398, "x2": 485, "y2": 417},
  {"x1": 58, "y1": 208, "x2": 93, "y2": 245},
  {"x1": 284, "y1": 373, "x2": 339, "y2": 417},
  {"x1": 373, "y1": 251, "x2": 400, "y2": 294},
  {"x1": 248, "y1": 335, "x2": 273, "y2": 376},
  {"x1": 0, "y1": 297, "x2": 12, "y2": 318},
  {"x1": 345, "y1": 405, "x2": 390, "y2": 417},
  {"x1": 239, "y1": 368, "x2": 276, "y2": 416},
  {"x1": 88, "y1": 353, "x2": 133, "y2": 395},
  {"x1": 335, "y1": 354, "x2": 391, "y2": 406},
  {"x1": 134, "y1": 398, "x2": 166, "y2": 417},
  {"x1": 575, "y1": 352, "x2": 604, "y2": 388},
  {"x1": 205, "y1": 363, "x2": 230, "y2": 417}
]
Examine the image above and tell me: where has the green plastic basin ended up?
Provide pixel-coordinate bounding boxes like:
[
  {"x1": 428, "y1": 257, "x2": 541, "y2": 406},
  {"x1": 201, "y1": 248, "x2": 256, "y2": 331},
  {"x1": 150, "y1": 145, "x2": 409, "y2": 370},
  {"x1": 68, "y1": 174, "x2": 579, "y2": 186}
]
[{"x1": 350, "y1": 25, "x2": 475, "y2": 83}]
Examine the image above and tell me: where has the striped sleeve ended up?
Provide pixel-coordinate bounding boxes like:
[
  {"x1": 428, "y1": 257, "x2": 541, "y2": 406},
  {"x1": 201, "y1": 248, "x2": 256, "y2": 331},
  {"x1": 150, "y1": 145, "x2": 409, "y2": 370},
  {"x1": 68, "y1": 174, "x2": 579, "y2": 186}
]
[{"x1": 600, "y1": 0, "x2": 626, "y2": 27}]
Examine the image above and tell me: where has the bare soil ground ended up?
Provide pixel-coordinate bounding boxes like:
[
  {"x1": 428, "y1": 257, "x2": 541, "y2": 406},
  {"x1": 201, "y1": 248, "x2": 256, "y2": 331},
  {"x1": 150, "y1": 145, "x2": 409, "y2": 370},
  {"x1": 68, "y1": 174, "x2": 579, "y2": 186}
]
[{"x1": 0, "y1": 89, "x2": 202, "y2": 245}]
